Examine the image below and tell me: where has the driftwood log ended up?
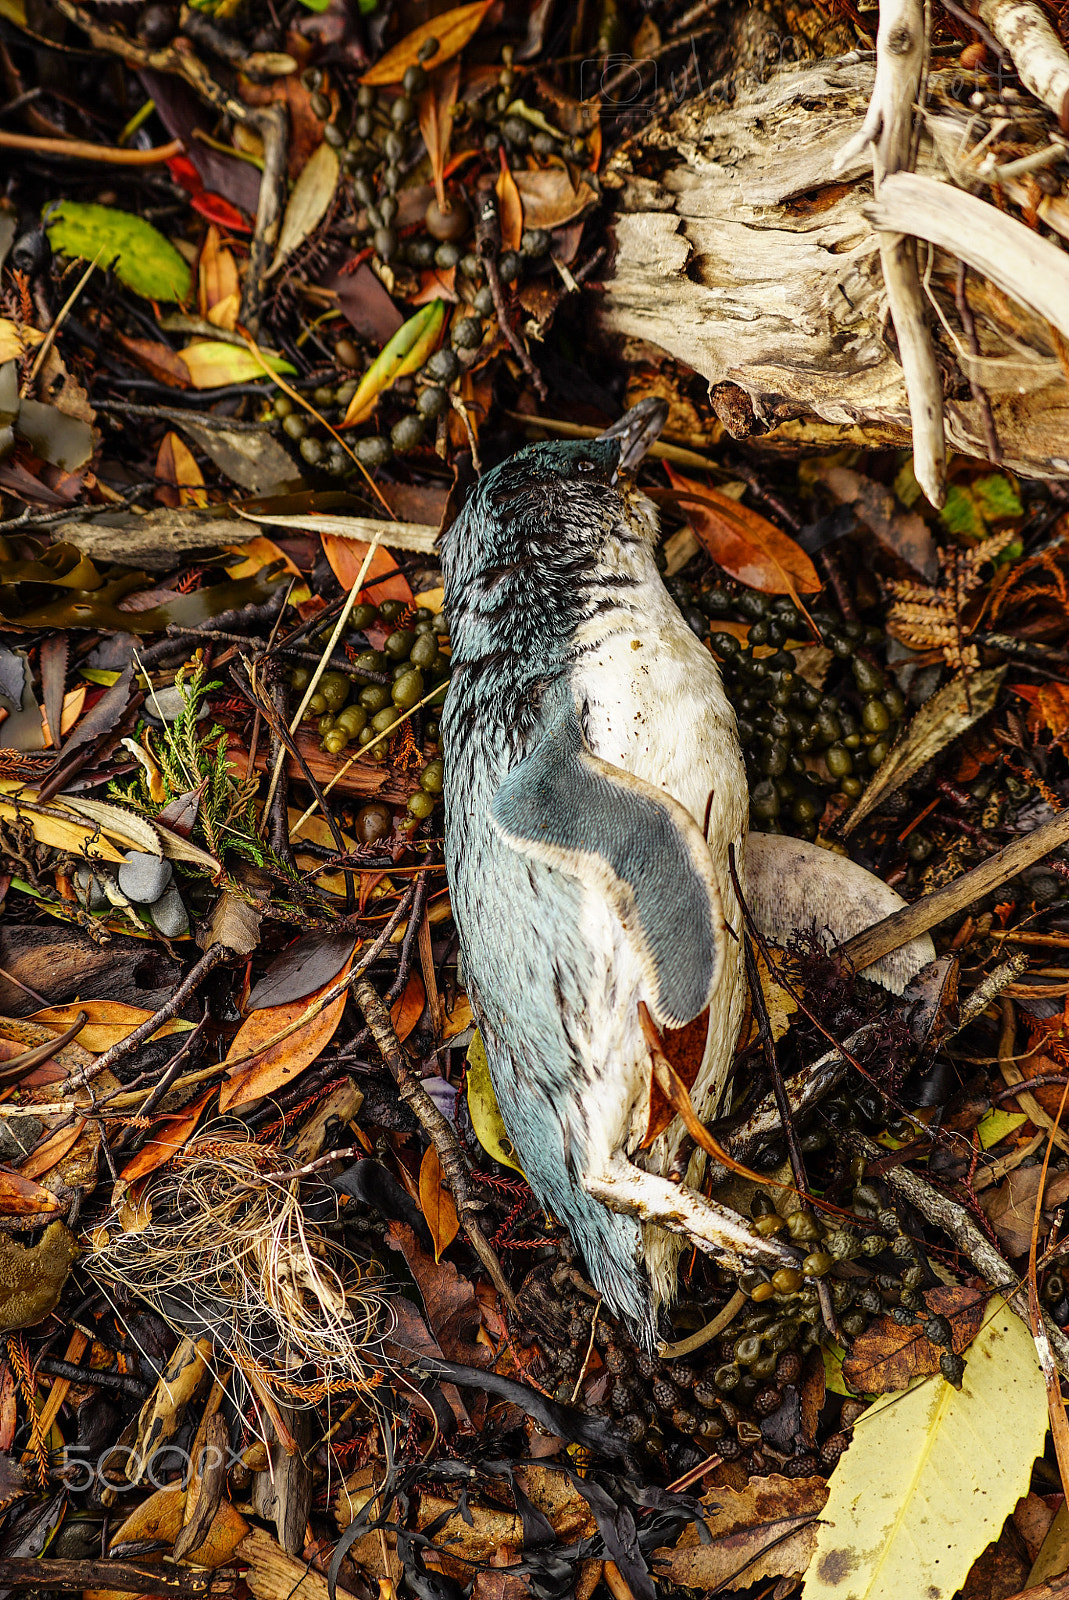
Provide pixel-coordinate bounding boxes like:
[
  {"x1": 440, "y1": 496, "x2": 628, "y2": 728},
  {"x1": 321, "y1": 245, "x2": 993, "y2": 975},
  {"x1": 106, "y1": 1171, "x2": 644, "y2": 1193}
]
[{"x1": 600, "y1": 48, "x2": 1069, "y2": 480}]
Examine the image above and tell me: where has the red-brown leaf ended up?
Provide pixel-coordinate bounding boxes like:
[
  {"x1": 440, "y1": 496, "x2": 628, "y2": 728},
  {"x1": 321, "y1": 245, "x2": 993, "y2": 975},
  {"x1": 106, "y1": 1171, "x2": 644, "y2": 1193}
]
[{"x1": 665, "y1": 465, "x2": 820, "y2": 596}]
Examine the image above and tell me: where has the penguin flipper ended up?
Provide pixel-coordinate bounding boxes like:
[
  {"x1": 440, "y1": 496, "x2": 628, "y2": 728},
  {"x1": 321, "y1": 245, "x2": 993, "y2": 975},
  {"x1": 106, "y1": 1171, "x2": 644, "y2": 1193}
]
[
  {"x1": 491, "y1": 687, "x2": 726, "y2": 1030},
  {"x1": 745, "y1": 830, "x2": 936, "y2": 994}
]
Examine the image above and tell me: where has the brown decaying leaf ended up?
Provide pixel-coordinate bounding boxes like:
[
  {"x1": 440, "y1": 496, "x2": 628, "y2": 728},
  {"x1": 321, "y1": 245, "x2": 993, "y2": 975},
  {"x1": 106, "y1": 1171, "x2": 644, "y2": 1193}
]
[
  {"x1": 418, "y1": 1144, "x2": 460, "y2": 1261},
  {"x1": 665, "y1": 466, "x2": 820, "y2": 596},
  {"x1": 841, "y1": 1285, "x2": 988, "y2": 1394},
  {"x1": 419, "y1": 62, "x2": 460, "y2": 212},
  {"x1": 651, "y1": 1474, "x2": 828, "y2": 1590},
  {"x1": 18, "y1": 1120, "x2": 87, "y2": 1182},
  {"x1": 385, "y1": 1219, "x2": 489, "y2": 1366},
  {"x1": 359, "y1": 0, "x2": 495, "y2": 85},
  {"x1": 817, "y1": 464, "x2": 937, "y2": 582},
  {"x1": 841, "y1": 665, "x2": 1006, "y2": 834},
  {"x1": 321, "y1": 534, "x2": 413, "y2": 605},
  {"x1": 109, "y1": 1482, "x2": 248, "y2": 1569},
  {"x1": 218, "y1": 957, "x2": 352, "y2": 1112},
  {"x1": 495, "y1": 156, "x2": 523, "y2": 254},
  {"x1": 983, "y1": 1163, "x2": 1069, "y2": 1257},
  {"x1": 513, "y1": 167, "x2": 597, "y2": 230},
  {"x1": 110, "y1": 332, "x2": 191, "y2": 388}
]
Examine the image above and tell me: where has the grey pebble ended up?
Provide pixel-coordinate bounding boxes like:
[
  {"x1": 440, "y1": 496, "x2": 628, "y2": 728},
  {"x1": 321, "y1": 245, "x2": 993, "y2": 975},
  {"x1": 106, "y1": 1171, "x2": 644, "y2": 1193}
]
[
  {"x1": 74, "y1": 862, "x2": 111, "y2": 913},
  {"x1": 147, "y1": 884, "x2": 189, "y2": 939},
  {"x1": 118, "y1": 851, "x2": 172, "y2": 904},
  {"x1": 143, "y1": 686, "x2": 208, "y2": 724}
]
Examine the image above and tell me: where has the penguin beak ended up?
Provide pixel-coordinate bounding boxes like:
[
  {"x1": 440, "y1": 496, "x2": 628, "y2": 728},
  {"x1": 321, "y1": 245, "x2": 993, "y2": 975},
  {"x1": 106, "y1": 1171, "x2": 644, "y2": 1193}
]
[{"x1": 598, "y1": 397, "x2": 669, "y2": 484}]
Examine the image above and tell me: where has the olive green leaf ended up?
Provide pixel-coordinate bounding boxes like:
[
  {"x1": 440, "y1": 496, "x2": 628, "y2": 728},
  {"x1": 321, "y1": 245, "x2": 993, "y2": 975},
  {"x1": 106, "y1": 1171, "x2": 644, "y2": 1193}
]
[
  {"x1": 46, "y1": 202, "x2": 192, "y2": 303},
  {"x1": 465, "y1": 1031, "x2": 524, "y2": 1175}
]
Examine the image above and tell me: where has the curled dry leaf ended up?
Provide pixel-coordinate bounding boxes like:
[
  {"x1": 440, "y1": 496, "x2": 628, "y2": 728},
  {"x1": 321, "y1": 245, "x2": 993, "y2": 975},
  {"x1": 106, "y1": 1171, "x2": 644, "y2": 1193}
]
[
  {"x1": 198, "y1": 225, "x2": 239, "y2": 328},
  {"x1": 419, "y1": 63, "x2": 460, "y2": 212},
  {"x1": 654, "y1": 1475, "x2": 828, "y2": 1592},
  {"x1": 841, "y1": 667, "x2": 1007, "y2": 833},
  {"x1": 155, "y1": 431, "x2": 208, "y2": 509},
  {"x1": 495, "y1": 156, "x2": 523, "y2": 254},
  {"x1": 513, "y1": 167, "x2": 597, "y2": 230},
  {"x1": 116, "y1": 1087, "x2": 216, "y2": 1191},
  {"x1": 268, "y1": 142, "x2": 339, "y2": 278},
  {"x1": 665, "y1": 466, "x2": 820, "y2": 598},
  {"x1": 359, "y1": 0, "x2": 495, "y2": 86}
]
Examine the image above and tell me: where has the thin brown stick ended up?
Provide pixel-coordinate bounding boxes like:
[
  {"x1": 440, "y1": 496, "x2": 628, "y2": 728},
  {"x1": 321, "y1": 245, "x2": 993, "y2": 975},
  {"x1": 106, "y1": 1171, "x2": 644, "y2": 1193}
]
[
  {"x1": 353, "y1": 974, "x2": 519, "y2": 1313},
  {"x1": 840, "y1": 806, "x2": 1069, "y2": 972},
  {"x1": 57, "y1": 945, "x2": 228, "y2": 1095},
  {"x1": 842, "y1": 1128, "x2": 1069, "y2": 1378},
  {"x1": 0, "y1": 131, "x2": 182, "y2": 163}
]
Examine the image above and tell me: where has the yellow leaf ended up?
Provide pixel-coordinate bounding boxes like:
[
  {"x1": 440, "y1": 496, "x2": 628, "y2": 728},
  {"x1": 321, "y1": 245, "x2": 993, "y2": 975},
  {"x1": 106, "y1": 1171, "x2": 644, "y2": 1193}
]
[
  {"x1": 804, "y1": 1299, "x2": 1048, "y2": 1600},
  {"x1": 418, "y1": 1144, "x2": 460, "y2": 1262},
  {"x1": 30, "y1": 1001, "x2": 194, "y2": 1055},
  {"x1": 0, "y1": 319, "x2": 43, "y2": 363},
  {"x1": 341, "y1": 301, "x2": 445, "y2": 428},
  {"x1": 0, "y1": 796, "x2": 125, "y2": 862},
  {"x1": 268, "y1": 141, "x2": 339, "y2": 277},
  {"x1": 465, "y1": 1030, "x2": 524, "y2": 1175},
  {"x1": 206, "y1": 292, "x2": 240, "y2": 331},
  {"x1": 178, "y1": 341, "x2": 295, "y2": 389},
  {"x1": 359, "y1": 0, "x2": 494, "y2": 85}
]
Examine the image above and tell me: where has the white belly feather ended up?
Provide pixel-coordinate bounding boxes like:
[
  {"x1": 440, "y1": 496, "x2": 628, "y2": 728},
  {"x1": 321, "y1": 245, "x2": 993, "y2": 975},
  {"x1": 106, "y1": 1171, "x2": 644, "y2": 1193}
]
[{"x1": 568, "y1": 571, "x2": 750, "y2": 1305}]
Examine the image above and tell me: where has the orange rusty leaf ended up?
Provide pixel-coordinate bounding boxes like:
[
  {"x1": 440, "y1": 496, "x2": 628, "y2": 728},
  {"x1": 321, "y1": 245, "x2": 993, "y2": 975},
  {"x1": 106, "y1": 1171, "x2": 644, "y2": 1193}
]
[
  {"x1": 322, "y1": 533, "x2": 413, "y2": 606},
  {"x1": 360, "y1": 0, "x2": 494, "y2": 86},
  {"x1": 418, "y1": 61, "x2": 460, "y2": 212},
  {"x1": 218, "y1": 958, "x2": 352, "y2": 1113},
  {"x1": 665, "y1": 465, "x2": 820, "y2": 598},
  {"x1": 19, "y1": 1120, "x2": 87, "y2": 1182},
  {"x1": 117, "y1": 1088, "x2": 215, "y2": 1187},
  {"x1": 197, "y1": 224, "x2": 239, "y2": 329},
  {"x1": 0, "y1": 1169, "x2": 62, "y2": 1217},
  {"x1": 390, "y1": 970, "x2": 425, "y2": 1044},
  {"x1": 155, "y1": 432, "x2": 208, "y2": 509},
  {"x1": 418, "y1": 1143, "x2": 460, "y2": 1262},
  {"x1": 495, "y1": 154, "x2": 523, "y2": 254}
]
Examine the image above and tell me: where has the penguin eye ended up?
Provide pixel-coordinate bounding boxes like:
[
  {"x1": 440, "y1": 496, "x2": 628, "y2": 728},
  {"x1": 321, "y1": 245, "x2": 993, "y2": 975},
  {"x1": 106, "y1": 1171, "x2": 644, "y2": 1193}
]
[{"x1": 576, "y1": 458, "x2": 596, "y2": 473}]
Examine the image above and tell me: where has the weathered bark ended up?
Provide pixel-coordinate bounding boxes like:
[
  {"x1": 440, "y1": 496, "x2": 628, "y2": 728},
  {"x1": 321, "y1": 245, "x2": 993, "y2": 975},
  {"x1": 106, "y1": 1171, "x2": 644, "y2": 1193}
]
[{"x1": 600, "y1": 57, "x2": 1069, "y2": 478}]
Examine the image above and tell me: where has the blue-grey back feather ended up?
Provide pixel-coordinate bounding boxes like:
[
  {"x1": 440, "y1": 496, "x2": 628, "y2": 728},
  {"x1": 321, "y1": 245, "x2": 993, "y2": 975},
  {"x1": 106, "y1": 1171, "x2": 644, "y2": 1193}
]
[{"x1": 442, "y1": 438, "x2": 659, "y2": 1335}]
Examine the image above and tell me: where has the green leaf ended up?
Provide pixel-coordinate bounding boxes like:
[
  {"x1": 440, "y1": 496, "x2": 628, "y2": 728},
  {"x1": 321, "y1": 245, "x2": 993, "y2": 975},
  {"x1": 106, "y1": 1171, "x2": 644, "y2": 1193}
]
[
  {"x1": 939, "y1": 484, "x2": 986, "y2": 539},
  {"x1": 973, "y1": 473, "x2": 1024, "y2": 523},
  {"x1": 804, "y1": 1298, "x2": 1048, "y2": 1600},
  {"x1": 297, "y1": 0, "x2": 331, "y2": 10},
  {"x1": 976, "y1": 1108, "x2": 1028, "y2": 1149},
  {"x1": 45, "y1": 203, "x2": 192, "y2": 304},
  {"x1": 465, "y1": 1030, "x2": 524, "y2": 1174},
  {"x1": 893, "y1": 455, "x2": 923, "y2": 509},
  {"x1": 341, "y1": 300, "x2": 445, "y2": 426}
]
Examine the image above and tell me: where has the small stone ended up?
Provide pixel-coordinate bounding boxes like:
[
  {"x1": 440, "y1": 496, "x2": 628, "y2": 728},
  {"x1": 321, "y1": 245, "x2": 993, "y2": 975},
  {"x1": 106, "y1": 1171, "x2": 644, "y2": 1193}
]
[
  {"x1": 74, "y1": 863, "x2": 110, "y2": 913},
  {"x1": 118, "y1": 852, "x2": 172, "y2": 905},
  {"x1": 143, "y1": 686, "x2": 206, "y2": 725},
  {"x1": 148, "y1": 884, "x2": 189, "y2": 938}
]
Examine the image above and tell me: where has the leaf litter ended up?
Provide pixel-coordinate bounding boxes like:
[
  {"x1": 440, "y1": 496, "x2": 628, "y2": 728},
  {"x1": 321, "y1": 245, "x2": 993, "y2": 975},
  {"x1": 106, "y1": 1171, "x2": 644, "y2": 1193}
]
[{"x1": 0, "y1": 0, "x2": 1068, "y2": 1596}]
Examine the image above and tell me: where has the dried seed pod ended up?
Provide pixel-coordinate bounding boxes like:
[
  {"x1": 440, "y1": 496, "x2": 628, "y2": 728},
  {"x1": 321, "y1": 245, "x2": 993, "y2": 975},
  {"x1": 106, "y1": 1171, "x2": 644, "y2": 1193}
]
[
  {"x1": 940, "y1": 1350, "x2": 966, "y2": 1388},
  {"x1": 667, "y1": 1363, "x2": 697, "y2": 1390},
  {"x1": 753, "y1": 1385, "x2": 783, "y2": 1417},
  {"x1": 652, "y1": 1378, "x2": 681, "y2": 1410},
  {"x1": 840, "y1": 1399, "x2": 868, "y2": 1429},
  {"x1": 820, "y1": 1433, "x2": 849, "y2": 1468},
  {"x1": 775, "y1": 1351, "x2": 802, "y2": 1385},
  {"x1": 785, "y1": 1454, "x2": 821, "y2": 1477},
  {"x1": 924, "y1": 1315, "x2": 954, "y2": 1348},
  {"x1": 672, "y1": 1406, "x2": 700, "y2": 1435}
]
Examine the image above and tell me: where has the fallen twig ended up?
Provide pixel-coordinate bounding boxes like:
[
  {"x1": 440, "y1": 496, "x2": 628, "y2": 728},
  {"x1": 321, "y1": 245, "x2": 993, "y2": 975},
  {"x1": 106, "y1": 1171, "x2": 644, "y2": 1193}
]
[{"x1": 839, "y1": 807, "x2": 1069, "y2": 973}]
